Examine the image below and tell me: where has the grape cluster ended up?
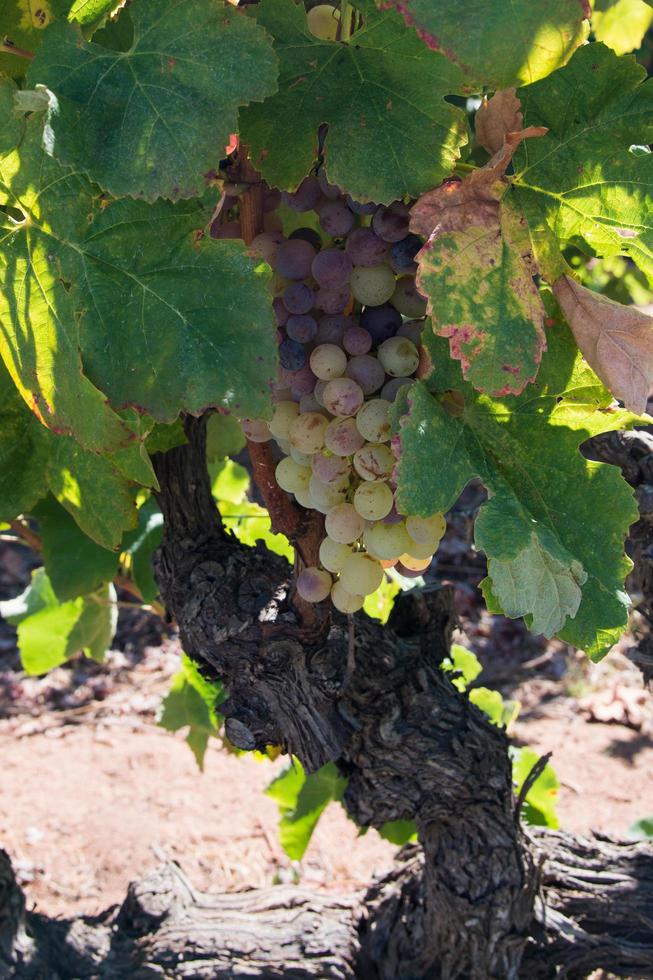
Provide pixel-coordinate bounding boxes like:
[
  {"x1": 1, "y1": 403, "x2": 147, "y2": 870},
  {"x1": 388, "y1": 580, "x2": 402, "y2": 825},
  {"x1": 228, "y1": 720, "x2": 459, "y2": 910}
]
[{"x1": 241, "y1": 171, "x2": 446, "y2": 613}]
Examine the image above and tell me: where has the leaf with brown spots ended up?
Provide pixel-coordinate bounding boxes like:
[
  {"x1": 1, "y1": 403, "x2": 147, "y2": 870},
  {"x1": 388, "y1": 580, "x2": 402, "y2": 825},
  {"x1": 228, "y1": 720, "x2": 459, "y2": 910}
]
[
  {"x1": 553, "y1": 275, "x2": 653, "y2": 414},
  {"x1": 475, "y1": 89, "x2": 523, "y2": 155}
]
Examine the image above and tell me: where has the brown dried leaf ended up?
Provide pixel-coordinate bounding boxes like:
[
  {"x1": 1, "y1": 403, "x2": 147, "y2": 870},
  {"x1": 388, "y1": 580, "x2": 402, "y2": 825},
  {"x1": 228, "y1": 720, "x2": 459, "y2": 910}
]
[
  {"x1": 410, "y1": 126, "x2": 547, "y2": 239},
  {"x1": 553, "y1": 275, "x2": 653, "y2": 414},
  {"x1": 475, "y1": 88, "x2": 523, "y2": 156}
]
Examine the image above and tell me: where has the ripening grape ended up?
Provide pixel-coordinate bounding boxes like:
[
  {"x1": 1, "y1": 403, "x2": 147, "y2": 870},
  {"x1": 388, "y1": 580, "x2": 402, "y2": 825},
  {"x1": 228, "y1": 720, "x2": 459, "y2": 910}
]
[
  {"x1": 275, "y1": 457, "x2": 311, "y2": 494},
  {"x1": 372, "y1": 202, "x2": 410, "y2": 243},
  {"x1": 343, "y1": 326, "x2": 372, "y2": 355},
  {"x1": 381, "y1": 377, "x2": 412, "y2": 402},
  {"x1": 310, "y1": 343, "x2": 347, "y2": 380},
  {"x1": 279, "y1": 338, "x2": 307, "y2": 371},
  {"x1": 346, "y1": 195, "x2": 377, "y2": 216},
  {"x1": 319, "y1": 536, "x2": 352, "y2": 573},
  {"x1": 289, "y1": 412, "x2": 329, "y2": 453},
  {"x1": 356, "y1": 399, "x2": 391, "y2": 443},
  {"x1": 360, "y1": 303, "x2": 402, "y2": 344},
  {"x1": 287, "y1": 314, "x2": 318, "y2": 344},
  {"x1": 275, "y1": 239, "x2": 316, "y2": 280},
  {"x1": 391, "y1": 276, "x2": 428, "y2": 318},
  {"x1": 297, "y1": 566, "x2": 333, "y2": 603},
  {"x1": 325, "y1": 503, "x2": 366, "y2": 544},
  {"x1": 353, "y1": 442, "x2": 395, "y2": 481},
  {"x1": 288, "y1": 366, "x2": 318, "y2": 396},
  {"x1": 290, "y1": 227, "x2": 323, "y2": 251},
  {"x1": 309, "y1": 473, "x2": 347, "y2": 513},
  {"x1": 405, "y1": 513, "x2": 446, "y2": 546},
  {"x1": 316, "y1": 315, "x2": 351, "y2": 345},
  {"x1": 269, "y1": 400, "x2": 299, "y2": 440},
  {"x1": 345, "y1": 354, "x2": 385, "y2": 395},
  {"x1": 397, "y1": 319, "x2": 423, "y2": 345},
  {"x1": 299, "y1": 392, "x2": 325, "y2": 416},
  {"x1": 345, "y1": 227, "x2": 389, "y2": 267},
  {"x1": 251, "y1": 231, "x2": 285, "y2": 263},
  {"x1": 399, "y1": 553, "x2": 433, "y2": 572},
  {"x1": 241, "y1": 418, "x2": 272, "y2": 443},
  {"x1": 312, "y1": 248, "x2": 353, "y2": 288},
  {"x1": 283, "y1": 175, "x2": 323, "y2": 211},
  {"x1": 315, "y1": 285, "x2": 351, "y2": 314},
  {"x1": 312, "y1": 453, "x2": 351, "y2": 487},
  {"x1": 331, "y1": 581, "x2": 364, "y2": 614},
  {"x1": 322, "y1": 377, "x2": 364, "y2": 417},
  {"x1": 324, "y1": 417, "x2": 366, "y2": 456},
  {"x1": 350, "y1": 265, "x2": 396, "y2": 306},
  {"x1": 273, "y1": 297, "x2": 289, "y2": 326},
  {"x1": 390, "y1": 233, "x2": 422, "y2": 274},
  {"x1": 318, "y1": 199, "x2": 356, "y2": 237},
  {"x1": 283, "y1": 282, "x2": 314, "y2": 315},
  {"x1": 353, "y1": 480, "x2": 393, "y2": 520},
  {"x1": 289, "y1": 445, "x2": 313, "y2": 467},
  {"x1": 340, "y1": 553, "x2": 384, "y2": 596},
  {"x1": 295, "y1": 487, "x2": 313, "y2": 510},
  {"x1": 378, "y1": 336, "x2": 420, "y2": 377},
  {"x1": 364, "y1": 521, "x2": 412, "y2": 560},
  {"x1": 402, "y1": 537, "x2": 436, "y2": 560}
]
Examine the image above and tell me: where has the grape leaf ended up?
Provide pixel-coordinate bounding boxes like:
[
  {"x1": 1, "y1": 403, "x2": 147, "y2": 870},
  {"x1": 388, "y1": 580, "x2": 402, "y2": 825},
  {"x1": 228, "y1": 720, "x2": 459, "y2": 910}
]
[
  {"x1": 0, "y1": 91, "x2": 278, "y2": 430},
  {"x1": 240, "y1": 0, "x2": 467, "y2": 203},
  {"x1": 67, "y1": 0, "x2": 120, "y2": 30},
  {"x1": 475, "y1": 89, "x2": 523, "y2": 156},
  {"x1": 379, "y1": 0, "x2": 589, "y2": 90},
  {"x1": 0, "y1": 362, "x2": 49, "y2": 521},
  {"x1": 394, "y1": 315, "x2": 639, "y2": 660},
  {"x1": 514, "y1": 43, "x2": 653, "y2": 284},
  {"x1": 122, "y1": 499, "x2": 164, "y2": 603},
  {"x1": 510, "y1": 746, "x2": 560, "y2": 828},
  {"x1": 0, "y1": 568, "x2": 116, "y2": 673},
  {"x1": 592, "y1": 0, "x2": 653, "y2": 55},
  {"x1": 0, "y1": 0, "x2": 65, "y2": 77},
  {"x1": 33, "y1": 494, "x2": 118, "y2": 600},
  {"x1": 158, "y1": 653, "x2": 224, "y2": 770},
  {"x1": 266, "y1": 760, "x2": 346, "y2": 861},
  {"x1": 28, "y1": 0, "x2": 278, "y2": 199}
]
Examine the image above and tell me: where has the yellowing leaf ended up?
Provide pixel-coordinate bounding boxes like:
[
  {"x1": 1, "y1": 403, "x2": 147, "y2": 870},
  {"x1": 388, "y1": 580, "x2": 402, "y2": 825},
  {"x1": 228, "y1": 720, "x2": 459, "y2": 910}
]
[{"x1": 553, "y1": 275, "x2": 653, "y2": 413}]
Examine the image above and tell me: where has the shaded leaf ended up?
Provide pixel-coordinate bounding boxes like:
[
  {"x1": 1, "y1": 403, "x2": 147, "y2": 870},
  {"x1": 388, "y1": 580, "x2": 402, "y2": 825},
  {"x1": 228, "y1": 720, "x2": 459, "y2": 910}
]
[
  {"x1": 0, "y1": 361, "x2": 49, "y2": 521},
  {"x1": 158, "y1": 652, "x2": 224, "y2": 770},
  {"x1": 379, "y1": 0, "x2": 588, "y2": 90},
  {"x1": 29, "y1": 0, "x2": 278, "y2": 199},
  {"x1": 67, "y1": 0, "x2": 121, "y2": 30},
  {"x1": 553, "y1": 275, "x2": 653, "y2": 414},
  {"x1": 123, "y1": 500, "x2": 164, "y2": 604},
  {"x1": 240, "y1": 0, "x2": 467, "y2": 203},
  {"x1": 378, "y1": 820, "x2": 417, "y2": 845},
  {"x1": 514, "y1": 43, "x2": 653, "y2": 284}
]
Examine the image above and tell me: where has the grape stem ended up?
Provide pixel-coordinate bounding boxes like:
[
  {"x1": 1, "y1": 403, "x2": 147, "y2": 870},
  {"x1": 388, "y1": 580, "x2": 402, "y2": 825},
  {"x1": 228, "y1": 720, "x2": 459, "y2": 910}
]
[{"x1": 1, "y1": 38, "x2": 34, "y2": 60}]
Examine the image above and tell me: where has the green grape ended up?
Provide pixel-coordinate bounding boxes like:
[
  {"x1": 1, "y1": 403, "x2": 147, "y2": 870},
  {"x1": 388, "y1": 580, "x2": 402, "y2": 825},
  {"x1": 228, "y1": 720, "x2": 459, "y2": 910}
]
[
  {"x1": 319, "y1": 536, "x2": 353, "y2": 573},
  {"x1": 399, "y1": 553, "x2": 433, "y2": 572},
  {"x1": 241, "y1": 418, "x2": 272, "y2": 443},
  {"x1": 406, "y1": 513, "x2": 446, "y2": 547},
  {"x1": 275, "y1": 457, "x2": 311, "y2": 494},
  {"x1": 364, "y1": 521, "x2": 412, "y2": 560},
  {"x1": 289, "y1": 412, "x2": 329, "y2": 453},
  {"x1": 310, "y1": 343, "x2": 347, "y2": 381},
  {"x1": 309, "y1": 473, "x2": 347, "y2": 513},
  {"x1": 289, "y1": 445, "x2": 313, "y2": 467},
  {"x1": 325, "y1": 503, "x2": 366, "y2": 544},
  {"x1": 331, "y1": 581, "x2": 364, "y2": 614},
  {"x1": 390, "y1": 276, "x2": 428, "y2": 317},
  {"x1": 356, "y1": 399, "x2": 391, "y2": 442},
  {"x1": 269, "y1": 401, "x2": 300, "y2": 441},
  {"x1": 307, "y1": 4, "x2": 341, "y2": 41},
  {"x1": 378, "y1": 336, "x2": 420, "y2": 378},
  {"x1": 295, "y1": 487, "x2": 313, "y2": 509},
  {"x1": 297, "y1": 566, "x2": 333, "y2": 602},
  {"x1": 353, "y1": 480, "x2": 393, "y2": 520},
  {"x1": 353, "y1": 442, "x2": 395, "y2": 481},
  {"x1": 350, "y1": 265, "x2": 396, "y2": 306},
  {"x1": 340, "y1": 553, "x2": 384, "y2": 596}
]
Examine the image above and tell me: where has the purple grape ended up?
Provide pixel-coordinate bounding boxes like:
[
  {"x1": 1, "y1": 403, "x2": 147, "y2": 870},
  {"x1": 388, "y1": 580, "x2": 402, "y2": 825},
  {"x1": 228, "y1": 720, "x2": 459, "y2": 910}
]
[
  {"x1": 317, "y1": 200, "x2": 356, "y2": 237},
  {"x1": 279, "y1": 338, "x2": 307, "y2": 371},
  {"x1": 273, "y1": 297, "x2": 289, "y2": 326},
  {"x1": 382, "y1": 504, "x2": 404, "y2": 525},
  {"x1": 345, "y1": 354, "x2": 386, "y2": 395},
  {"x1": 263, "y1": 186, "x2": 282, "y2": 212},
  {"x1": 287, "y1": 314, "x2": 318, "y2": 344},
  {"x1": 397, "y1": 319, "x2": 423, "y2": 345},
  {"x1": 372, "y1": 202, "x2": 410, "y2": 243},
  {"x1": 315, "y1": 285, "x2": 351, "y2": 314},
  {"x1": 390, "y1": 234, "x2": 422, "y2": 274},
  {"x1": 345, "y1": 227, "x2": 389, "y2": 267},
  {"x1": 360, "y1": 304, "x2": 402, "y2": 344},
  {"x1": 316, "y1": 315, "x2": 352, "y2": 345},
  {"x1": 343, "y1": 326, "x2": 372, "y2": 355},
  {"x1": 283, "y1": 282, "x2": 315, "y2": 315},
  {"x1": 251, "y1": 230, "x2": 285, "y2": 263},
  {"x1": 282, "y1": 175, "x2": 322, "y2": 212},
  {"x1": 299, "y1": 392, "x2": 325, "y2": 415},
  {"x1": 317, "y1": 168, "x2": 340, "y2": 200},
  {"x1": 288, "y1": 366, "x2": 317, "y2": 396},
  {"x1": 311, "y1": 248, "x2": 353, "y2": 288},
  {"x1": 381, "y1": 377, "x2": 412, "y2": 401},
  {"x1": 346, "y1": 195, "x2": 377, "y2": 215},
  {"x1": 275, "y1": 239, "x2": 316, "y2": 280},
  {"x1": 289, "y1": 227, "x2": 323, "y2": 251}
]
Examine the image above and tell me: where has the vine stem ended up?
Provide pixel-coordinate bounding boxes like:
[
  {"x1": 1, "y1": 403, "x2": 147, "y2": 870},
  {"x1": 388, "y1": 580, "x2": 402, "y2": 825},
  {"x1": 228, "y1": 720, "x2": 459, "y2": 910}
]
[{"x1": 0, "y1": 39, "x2": 34, "y2": 60}]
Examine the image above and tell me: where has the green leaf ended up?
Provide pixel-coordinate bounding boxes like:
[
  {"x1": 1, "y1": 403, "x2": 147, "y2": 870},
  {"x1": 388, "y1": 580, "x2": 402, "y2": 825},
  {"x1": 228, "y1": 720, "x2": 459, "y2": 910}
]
[
  {"x1": 123, "y1": 501, "x2": 164, "y2": 603},
  {"x1": 33, "y1": 494, "x2": 117, "y2": 600},
  {"x1": 441, "y1": 643, "x2": 483, "y2": 690},
  {"x1": 469, "y1": 687, "x2": 508, "y2": 727},
  {"x1": 378, "y1": 819, "x2": 417, "y2": 845},
  {"x1": 0, "y1": 78, "x2": 134, "y2": 453},
  {"x1": 592, "y1": 0, "x2": 653, "y2": 55},
  {"x1": 67, "y1": 0, "x2": 120, "y2": 30},
  {"x1": 29, "y1": 0, "x2": 278, "y2": 199},
  {"x1": 214, "y1": 461, "x2": 294, "y2": 563},
  {"x1": 379, "y1": 0, "x2": 588, "y2": 90},
  {"x1": 417, "y1": 210, "x2": 546, "y2": 396},
  {"x1": 514, "y1": 43, "x2": 653, "y2": 284},
  {"x1": 363, "y1": 574, "x2": 401, "y2": 623},
  {"x1": 158, "y1": 653, "x2": 223, "y2": 770},
  {"x1": 395, "y1": 314, "x2": 639, "y2": 660},
  {"x1": 0, "y1": 91, "x2": 278, "y2": 430},
  {"x1": 206, "y1": 413, "x2": 246, "y2": 463},
  {"x1": 267, "y1": 761, "x2": 346, "y2": 861},
  {"x1": 0, "y1": 361, "x2": 49, "y2": 521},
  {"x1": 0, "y1": 568, "x2": 117, "y2": 673},
  {"x1": 0, "y1": 0, "x2": 67, "y2": 77},
  {"x1": 511, "y1": 746, "x2": 560, "y2": 829},
  {"x1": 144, "y1": 419, "x2": 187, "y2": 455},
  {"x1": 627, "y1": 815, "x2": 653, "y2": 839},
  {"x1": 240, "y1": 0, "x2": 467, "y2": 203}
]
